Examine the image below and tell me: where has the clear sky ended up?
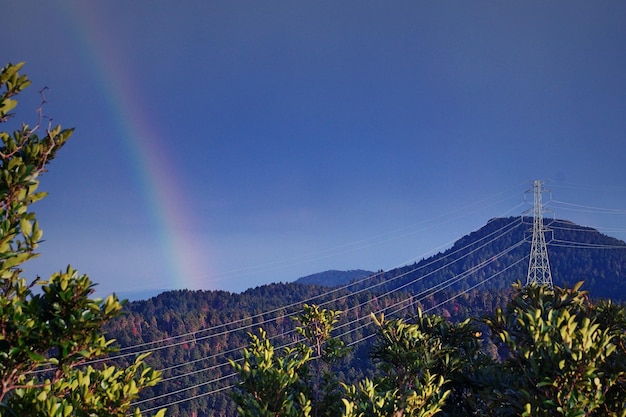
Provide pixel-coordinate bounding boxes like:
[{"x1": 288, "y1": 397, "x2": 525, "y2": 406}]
[{"x1": 3, "y1": 1, "x2": 626, "y2": 297}]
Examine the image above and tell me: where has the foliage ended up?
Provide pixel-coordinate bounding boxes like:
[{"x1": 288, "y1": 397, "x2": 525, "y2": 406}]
[
  {"x1": 341, "y1": 312, "x2": 451, "y2": 417},
  {"x1": 341, "y1": 309, "x2": 486, "y2": 417},
  {"x1": 483, "y1": 281, "x2": 626, "y2": 417},
  {"x1": 0, "y1": 62, "x2": 164, "y2": 416},
  {"x1": 231, "y1": 304, "x2": 476, "y2": 417},
  {"x1": 231, "y1": 285, "x2": 626, "y2": 417},
  {"x1": 229, "y1": 328, "x2": 312, "y2": 417},
  {"x1": 230, "y1": 305, "x2": 348, "y2": 417}
]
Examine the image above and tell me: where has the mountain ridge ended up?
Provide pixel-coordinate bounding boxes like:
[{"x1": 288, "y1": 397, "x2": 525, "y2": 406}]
[{"x1": 288, "y1": 216, "x2": 625, "y2": 300}]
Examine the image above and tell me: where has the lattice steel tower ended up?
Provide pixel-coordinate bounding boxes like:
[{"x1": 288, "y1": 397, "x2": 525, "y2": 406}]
[{"x1": 526, "y1": 180, "x2": 554, "y2": 287}]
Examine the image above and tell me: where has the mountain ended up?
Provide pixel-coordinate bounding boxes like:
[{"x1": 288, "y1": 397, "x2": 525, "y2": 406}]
[
  {"x1": 337, "y1": 216, "x2": 626, "y2": 301},
  {"x1": 294, "y1": 269, "x2": 375, "y2": 286},
  {"x1": 103, "y1": 216, "x2": 626, "y2": 416}
]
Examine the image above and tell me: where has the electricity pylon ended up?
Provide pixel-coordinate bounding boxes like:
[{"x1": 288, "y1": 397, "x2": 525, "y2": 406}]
[{"x1": 526, "y1": 180, "x2": 554, "y2": 287}]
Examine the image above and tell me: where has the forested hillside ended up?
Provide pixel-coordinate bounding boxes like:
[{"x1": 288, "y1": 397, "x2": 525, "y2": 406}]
[{"x1": 103, "y1": 216, "x2": 626, "y2": 416}]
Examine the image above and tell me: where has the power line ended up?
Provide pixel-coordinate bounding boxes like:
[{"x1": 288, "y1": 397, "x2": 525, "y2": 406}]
[
  {"x1": 142, "y1": 217, "x2": 525, "y2": 380},
  {"x1": 172, "y1": 185, "x2": 526, "y2": 287},
  {"x1": 132, "y1": 237, "x2": 528, "y2": 412},
  {"x1": 133, "y1": 243, "x2": 528, "y2": 415},
  {"x1": 341, "y1": 239, "x2": 527, "y2": 347},
  {"x1": 108, "y1": 195, "x2": 527, "y2": 359},
  {"x1": 548, "y1": 239, "x2": 626, "y2": 249},
  {"x1": 34, "y1": 216, "x2": 524, "y2": 380},
  {"x1": 549, "y1": 199, "x2": 626, "y2": 214},
  {"x1": 76, "y1": 217, "x2": 525, "y2": 370},
  {"x1": 143, "y1": 219, "x2": 524, "y2": 385}
]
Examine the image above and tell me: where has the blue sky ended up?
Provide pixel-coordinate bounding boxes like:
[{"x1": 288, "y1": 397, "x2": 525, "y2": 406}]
[{"x1": 3, "y1": 1, "x2": 626, "y2": 297}]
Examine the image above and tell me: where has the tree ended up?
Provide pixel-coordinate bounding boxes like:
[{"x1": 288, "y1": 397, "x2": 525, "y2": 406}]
[
  {"x1": 341, "y1": 309, "x2": 483, "y2": 417},
  {"x1": 295, "y1": 304, "x2": 349, "y2": 417},
  {"x1": 230, "y1": 305, "x2": 347, "y2": 417},
  {"x1": 229, "y1": 328, "x2": 312, "y2": 417},
  {"x1": 0, "y1": 62, "x2": 164, "y2": 416},
  {"x1": 483, "y1": 282, "x2": 626, "y2": 417}
]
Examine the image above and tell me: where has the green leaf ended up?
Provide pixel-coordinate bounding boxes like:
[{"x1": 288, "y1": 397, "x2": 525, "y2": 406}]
[
  {"x1": 153, "y1": 408, "x2": 167, "y2": 417},
  {"x1": 19, "y1": 218, "x2": 32, "y2": 237},
  {"x1": 27, "y1": 351, "x2": 46, "y2": 362}
]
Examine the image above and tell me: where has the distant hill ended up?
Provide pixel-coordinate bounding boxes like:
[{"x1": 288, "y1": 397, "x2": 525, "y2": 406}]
[{"x1": 294, "y1": 269, "x2": 375, "y2": 286}]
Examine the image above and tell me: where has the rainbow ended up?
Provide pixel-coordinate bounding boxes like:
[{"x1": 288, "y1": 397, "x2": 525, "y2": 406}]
[{"x1": 59, "y1": 2, "x2": 210, "y2": 292}]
